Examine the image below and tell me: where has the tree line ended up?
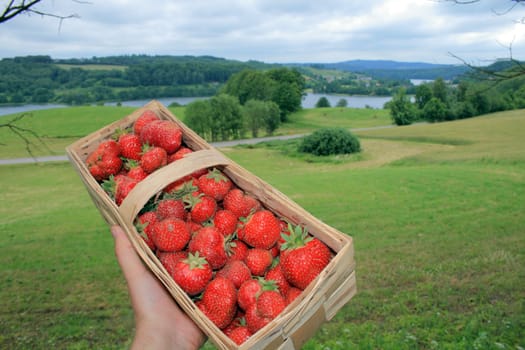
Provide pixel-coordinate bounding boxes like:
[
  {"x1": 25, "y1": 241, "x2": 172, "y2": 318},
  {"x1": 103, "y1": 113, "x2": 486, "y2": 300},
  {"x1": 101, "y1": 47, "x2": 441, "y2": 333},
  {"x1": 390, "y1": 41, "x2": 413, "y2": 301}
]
[
  {"x1": 0, "y1": 55, "x2": 277, "y2": 105},
  {"x1": 388, "y1": 75, "x2": 525, "y2": 125},
  {"x1": 184, "y1": 68, "x2": 305, "y2": 141}
]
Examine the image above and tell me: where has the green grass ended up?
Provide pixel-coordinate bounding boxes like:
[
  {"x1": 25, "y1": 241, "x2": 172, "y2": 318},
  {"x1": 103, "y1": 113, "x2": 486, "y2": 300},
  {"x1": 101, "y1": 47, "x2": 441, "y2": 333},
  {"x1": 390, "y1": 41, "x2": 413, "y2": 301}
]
[
  {"x1": 0, "y1": 107, "x2": 524, "y2": 349},
  {"x1": 0, "y1": 105, "x2": 185, "y2": 159}
]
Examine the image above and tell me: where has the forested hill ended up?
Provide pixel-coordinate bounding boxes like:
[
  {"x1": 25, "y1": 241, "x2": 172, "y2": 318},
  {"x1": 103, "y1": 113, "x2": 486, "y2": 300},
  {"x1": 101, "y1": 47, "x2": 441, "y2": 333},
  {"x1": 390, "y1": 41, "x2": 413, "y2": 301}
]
[
  {"x1": 292, "y1": 59, "x2": 471, "y2": 80},
  {"x1": 0, "y1": 55, "x2": 278, "y2": 105}
]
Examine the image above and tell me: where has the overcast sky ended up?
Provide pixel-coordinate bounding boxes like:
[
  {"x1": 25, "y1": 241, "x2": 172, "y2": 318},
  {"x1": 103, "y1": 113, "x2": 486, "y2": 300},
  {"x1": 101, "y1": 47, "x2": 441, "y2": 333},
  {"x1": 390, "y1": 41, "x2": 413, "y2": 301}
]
[{"x1": 1, "y1": 0, "x2": 524, "y2": 65}]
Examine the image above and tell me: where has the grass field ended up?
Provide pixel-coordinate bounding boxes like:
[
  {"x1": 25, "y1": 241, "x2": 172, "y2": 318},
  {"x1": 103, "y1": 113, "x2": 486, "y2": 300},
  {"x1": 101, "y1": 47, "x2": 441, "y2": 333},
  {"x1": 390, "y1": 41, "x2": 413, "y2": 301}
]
[{"x1": 0, "y1": 107, "x2": 524, "y2": 349}]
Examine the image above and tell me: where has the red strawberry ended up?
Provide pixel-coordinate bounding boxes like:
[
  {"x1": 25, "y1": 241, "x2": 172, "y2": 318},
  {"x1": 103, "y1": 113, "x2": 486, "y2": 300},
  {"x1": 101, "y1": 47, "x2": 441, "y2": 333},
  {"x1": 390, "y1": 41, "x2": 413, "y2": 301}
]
[
  {"x1": 280, "y1": 224, "x2": 332, "y2": 290},
  {"x1": 86, "y1": 140, "x2": 122, "y2": 181},
  {"x1": 227, "y1": 325, "x2": 251, "y2": 345},
  {"x1": 118, "y1": 133, "x2": 142, "y2": 161},
  {"x1": 223, "y1": 188, "x2": 261, "y2": 218},
  {"x1": 227, "y1": 239, "x2": 249, "y2": 262},
  {"x1": 198, "y1": 277, "x2": 237, "y2": 329},
  {"x1": 184, "y1": 193, "x2": 217, "y2": 224},
  {"x1": 140, "y1": 119, "x2": 182, "y2": 154},
  {"x1": 245, "y1": 289, "x2": 286, "y2": 334},
  {"x1": 140, "y1": 145, "x2": 167, "y2": 174},
  {"x1": 102, "y1": 175, "x2": 138, "y2": 205},
  {"x1": 163, "y1": 177, "x2": 198, "y2": 196},
  {"x1": 152, "y1": 218, "x2": 191, "y2": 252},
  {"x1": 285, "y1": 287, "x2": 302, "y2": 306},
  {"x1": 266, "y1": 264, "x2": 291, "y2": 297},
  {"x1": 96, "y1": 139, "x2": 121, "y2": 157},
  {"x1": 168, "y1": 146, "x2": 193, "y2": 163},
  {"x1": 136, "y1": 211, "x2": 158, "y2": 242},
  {"x1": 237, "y1": 278, "x2": 263, "y2": 311},
  {"x1": 216, "y1": 260, "x2": 252, "y2": 289},
  {"x1": 134, "y1": 109, "x2": 160, "y2": 136},
  {"x1": 213, "y1": 209, "x2": 238, "y2": 236},
  {"x1": 245, "y1": 248, "x2": 273, "y2": 277},
  {"x1": 116, "y1": 175, "x2": 139, "y2": 205},
  {"x1": 197, "y1": 168, "x2": 233, "y2": 201},
  {"x1": 156, "y1": 198, "x2": 187, "y2": 221},
  {"x1": 172, "y1": 252, "x2": 213, "y2": 296},
  {"x1": 158, "y1": 251, "x2": 188, "y2": 277},
  {"x1": 242, "y1": 210, "x2": 281, "y2": 249},
  {"x1": 188, "y1": 226, "x2": 228, "y2": 270},
  {"x1": 125, "y1": 160, "x2": 148, "y2": 181}
]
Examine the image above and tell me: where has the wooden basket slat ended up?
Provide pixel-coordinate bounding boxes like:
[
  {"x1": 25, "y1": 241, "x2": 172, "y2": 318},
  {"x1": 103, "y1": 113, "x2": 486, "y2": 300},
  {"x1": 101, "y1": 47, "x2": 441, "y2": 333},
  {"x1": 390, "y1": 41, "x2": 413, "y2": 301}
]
[{"x1": 65, "y1": 100, "x2": 356, "y2": 350}]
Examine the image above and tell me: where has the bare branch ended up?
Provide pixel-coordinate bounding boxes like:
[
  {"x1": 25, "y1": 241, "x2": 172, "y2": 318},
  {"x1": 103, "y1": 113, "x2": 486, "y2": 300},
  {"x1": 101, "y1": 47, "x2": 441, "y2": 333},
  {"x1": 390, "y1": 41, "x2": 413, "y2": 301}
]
[
  {"x1": 0, "y1": 113, "x2": 53, "y2": 159},
  {"x1": 1, "y1": 0, "x2": 82, "y2": 25}
]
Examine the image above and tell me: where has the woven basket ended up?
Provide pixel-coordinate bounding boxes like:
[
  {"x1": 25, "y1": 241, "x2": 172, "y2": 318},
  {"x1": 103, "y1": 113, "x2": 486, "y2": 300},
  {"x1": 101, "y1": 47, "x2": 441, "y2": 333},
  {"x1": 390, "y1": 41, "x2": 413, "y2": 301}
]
[{"x1": 66, "y1": 100, "x2": 356, "y2": 350}]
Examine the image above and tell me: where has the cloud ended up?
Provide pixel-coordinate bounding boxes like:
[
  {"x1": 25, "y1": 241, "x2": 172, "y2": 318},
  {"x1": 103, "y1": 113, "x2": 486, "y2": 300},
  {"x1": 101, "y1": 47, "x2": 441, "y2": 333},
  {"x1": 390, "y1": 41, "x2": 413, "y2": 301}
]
[{"x1": 0, "y1": 0, "x2": 523, "y2": 64}]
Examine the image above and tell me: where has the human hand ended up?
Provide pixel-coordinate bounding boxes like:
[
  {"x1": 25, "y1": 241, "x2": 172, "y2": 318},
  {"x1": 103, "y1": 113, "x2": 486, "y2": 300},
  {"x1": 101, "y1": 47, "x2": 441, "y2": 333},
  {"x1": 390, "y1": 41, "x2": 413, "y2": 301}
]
[{"x1": 111, "y1": 225, "x2": 206, "y2": 350}]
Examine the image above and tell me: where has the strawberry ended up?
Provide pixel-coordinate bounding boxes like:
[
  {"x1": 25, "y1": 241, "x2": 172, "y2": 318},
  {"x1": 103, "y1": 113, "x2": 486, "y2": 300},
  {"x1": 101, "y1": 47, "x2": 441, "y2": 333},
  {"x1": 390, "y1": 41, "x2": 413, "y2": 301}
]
[
  {"x1": 266, "y1": 264, "x2": 291, "y2": 297},
  {"x1": 102, "y1": 175, "x2": 138, "y2": 205},
  {"x1": 140, "y1": 119, "x2": 182, "y2": 154},
  {"x1": 242, "y1": 210, "x2": 281, "y2": 249},
  {"x1": 163, "y1": 177, "x2": 198, "y2": 196},
  {"x1": 198, "y1": 277, "x2": 237, "y2": 329},
  {"x1": 168, "y1": 146, "x2": 193, "y2": 163},
  {"x1": 280, "y1": 224, "x2": 332, "y2": 290},
  {"x1": 227, "y1": 239, "x2": 249, "y2": 262},
  {"x1": 158, "y1": 251, "x2": 188, "y2": 277},
  {"x1": 86, "y1": 140, "x2": 122, "y2": 181},
  {"x1": 136, "y1": 211, "x2": 158, "y2": 242},
  {"x1": 184, "y1": 193, "x2": 217, "y2": 224},
  {"x1": 115, "y1": 175, "x2": 139, "y2": 206},
  {"x1": 152, "y1": 218, "x2": 191, "y2": 252},
  {"x1": 134, "y1": 109, "x2": 160, "y2": 136},
  {"x1": 227, "y1": 325, "x2": 251, "y2": 345},
  {"x1": 118, "y1": 132, "x2": 142, "y2": 161},
  {"x1": 172, "y1": 252, "x2": 213, "y2": 296},
  {"x1": 285, "y1": 287, "x2": 302, "y2": 306},
  {"x1": 216, "y1": 260, "x2": 252, "y2": 289},
  {"x1": 223, "y1": 188, "x2": 261, "y2": 218},
  {"x1": 213, "y1": 209, "x2": 239, "y2": 236},
  {"x1": 125, "y1": 160, "x2": 148, "y2": 181},
  {"x1": 245, "y1": 248, "x2": 273, "y2": 277},
  {"x1": 245, "y1": 288, "x2": 286, "y2": 334},
  {"x1": 140, "y1": 145, "x2": 167, "y2": 174},
  {"x1": 197, "y1": 168, "x2": 233, "y2": 201},
  {"x1": 237, "y1": 278, "x2": 263, "y2": 311},
  {"x1": 188, "y1": 226, "x2": 228, "y2": 270},
  {"x1": 156, "y1": 198, "x2": 187, "y2": 221}
]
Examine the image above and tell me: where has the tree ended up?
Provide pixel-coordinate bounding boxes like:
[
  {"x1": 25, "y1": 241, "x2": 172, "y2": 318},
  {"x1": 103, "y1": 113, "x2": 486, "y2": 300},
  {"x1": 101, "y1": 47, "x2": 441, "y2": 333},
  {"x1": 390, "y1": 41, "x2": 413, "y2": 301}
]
[
  {"x1": 388, "y1": 88, "x2": 417, "y2": 126},
  {"x1": 185, "y1": 99, "x2": 214, "y2": 140},
  {"x1": 336, "y1": 98, "x2": 348, "y2": 107},
  {"x1": 243, "y1": 99, "x2": 281, "y2": 137},
  {"x1": 415, "y1": 84, "x2": 433, "y2": 109},
  {"x1": 422, "y1": 97, "x2": 448, "y2": 122},
  {"x1": 315, "y1": 96, "x2": 331, "y2": 108},
  {"x1": 209, "y1": 94, "x2": 243, "y2": 141},
  {"x1": 432, "y1": 78, "x2": 448, "y2": 105}
]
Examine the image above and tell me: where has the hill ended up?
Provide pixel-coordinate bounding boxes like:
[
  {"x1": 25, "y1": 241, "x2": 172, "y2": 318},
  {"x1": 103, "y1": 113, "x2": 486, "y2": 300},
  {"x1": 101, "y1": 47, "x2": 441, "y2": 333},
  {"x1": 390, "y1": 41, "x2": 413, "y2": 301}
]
[{"x1": 290, "y1": 59, "x2": 471, "y2": 80}]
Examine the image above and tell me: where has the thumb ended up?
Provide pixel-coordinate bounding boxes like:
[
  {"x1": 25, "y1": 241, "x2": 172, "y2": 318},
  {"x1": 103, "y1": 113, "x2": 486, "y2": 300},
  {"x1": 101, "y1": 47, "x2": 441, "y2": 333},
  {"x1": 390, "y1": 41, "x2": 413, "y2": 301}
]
[{"x1": 110, "y1": 225, "x2": 148, "y2": 284}]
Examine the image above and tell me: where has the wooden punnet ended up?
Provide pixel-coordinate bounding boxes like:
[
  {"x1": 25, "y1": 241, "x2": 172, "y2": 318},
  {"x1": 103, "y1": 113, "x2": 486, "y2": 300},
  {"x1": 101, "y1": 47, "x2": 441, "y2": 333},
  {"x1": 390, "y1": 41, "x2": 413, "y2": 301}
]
[{"x1": 66, "y1": 100, "x2": 356, "y2": 350}]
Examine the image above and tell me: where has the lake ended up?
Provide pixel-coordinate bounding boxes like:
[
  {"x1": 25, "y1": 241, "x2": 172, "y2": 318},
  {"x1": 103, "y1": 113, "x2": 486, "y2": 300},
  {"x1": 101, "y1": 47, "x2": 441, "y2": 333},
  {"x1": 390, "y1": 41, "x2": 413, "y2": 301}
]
[{"x1": 0, "y1": 93, "x2": 391, "y2": 117}]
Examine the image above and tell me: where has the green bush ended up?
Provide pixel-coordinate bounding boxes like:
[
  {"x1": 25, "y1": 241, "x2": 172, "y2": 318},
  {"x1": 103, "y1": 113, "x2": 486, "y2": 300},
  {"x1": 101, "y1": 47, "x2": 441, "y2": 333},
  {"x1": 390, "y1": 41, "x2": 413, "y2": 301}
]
[{"x1": 298, "y1": 127, "x2": 361, "y2": 156}]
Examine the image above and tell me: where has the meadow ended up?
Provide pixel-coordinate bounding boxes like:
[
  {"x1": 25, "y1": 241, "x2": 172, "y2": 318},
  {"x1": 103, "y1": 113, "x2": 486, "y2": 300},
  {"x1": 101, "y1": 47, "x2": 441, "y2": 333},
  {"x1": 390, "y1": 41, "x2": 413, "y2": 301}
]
[{"x1": 0, "y1": 105, "x2": 523, "y2": 349}]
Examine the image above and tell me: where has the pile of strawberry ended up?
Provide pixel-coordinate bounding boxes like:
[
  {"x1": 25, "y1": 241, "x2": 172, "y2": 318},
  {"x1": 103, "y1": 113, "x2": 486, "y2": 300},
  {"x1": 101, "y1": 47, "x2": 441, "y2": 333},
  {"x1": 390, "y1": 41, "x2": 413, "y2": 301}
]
[{"x1": 85, "y1": 109, "x2": 334, "y2": 345}]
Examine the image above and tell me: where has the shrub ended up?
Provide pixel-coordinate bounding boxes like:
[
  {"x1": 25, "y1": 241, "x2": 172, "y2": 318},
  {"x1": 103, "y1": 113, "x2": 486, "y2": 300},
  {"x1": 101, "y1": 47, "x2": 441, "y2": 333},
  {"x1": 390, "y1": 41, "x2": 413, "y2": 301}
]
[{"x1": 298, "y1": 128, "x2": 361, "y2": 156}]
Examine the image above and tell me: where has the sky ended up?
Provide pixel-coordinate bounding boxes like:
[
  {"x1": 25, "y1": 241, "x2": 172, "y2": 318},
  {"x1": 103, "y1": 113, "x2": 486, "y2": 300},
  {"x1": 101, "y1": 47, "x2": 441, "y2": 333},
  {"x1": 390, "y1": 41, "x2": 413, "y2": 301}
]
[{"x1": 1, "y1": 0, "x2": 524, "y2": 65}]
